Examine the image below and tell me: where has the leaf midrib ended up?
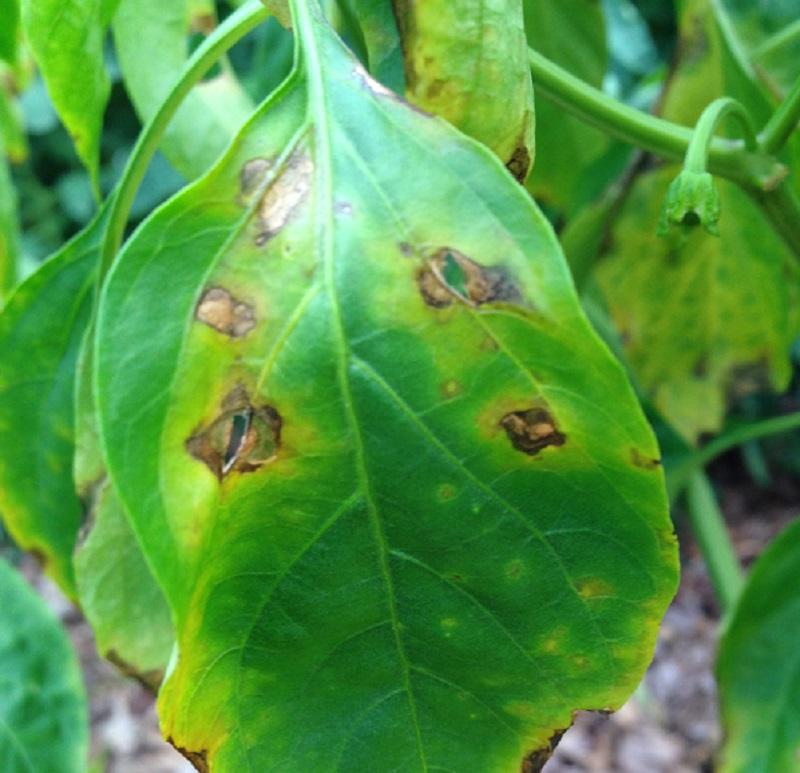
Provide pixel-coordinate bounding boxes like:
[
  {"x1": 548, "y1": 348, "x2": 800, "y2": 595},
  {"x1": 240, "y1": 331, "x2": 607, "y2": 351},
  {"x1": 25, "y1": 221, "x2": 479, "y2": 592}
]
[{"x1": 293, "y1": 2, "x2": 429, "y2": 769}]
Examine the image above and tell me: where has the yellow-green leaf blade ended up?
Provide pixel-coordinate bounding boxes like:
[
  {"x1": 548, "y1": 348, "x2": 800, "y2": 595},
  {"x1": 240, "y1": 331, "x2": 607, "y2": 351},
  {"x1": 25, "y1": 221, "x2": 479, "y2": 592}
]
[{"x1": 97, "y1": 5, "x2": 678, "y2": 768}]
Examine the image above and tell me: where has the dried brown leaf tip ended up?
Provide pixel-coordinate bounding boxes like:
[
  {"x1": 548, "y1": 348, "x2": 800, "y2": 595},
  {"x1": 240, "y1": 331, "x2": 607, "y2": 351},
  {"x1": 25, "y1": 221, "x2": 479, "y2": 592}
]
[
  {"x1": 631, "y1": 448, "x2": 661, "y2": 470},
  {"x1": 506, "y1": 144, "x2": 532, "y2": 183},
  {"x1": 196, "y1": 287, "x2": 256, "y2": 338},
  {"x1": 418, "y1": 248, "x2": 522, "y2": 308},
  {"x1": 501, "y1": 407, "x2": 566, "y2": 456},
  {"x1": 522, "y1": 728, "x2": 568, "y2": 772},
  {"x1": 187, "y1": 386, "x2": 281, "y2": 480},
  {"x1": 167, "y1": 739, "x2": 209, "y2": 773}
]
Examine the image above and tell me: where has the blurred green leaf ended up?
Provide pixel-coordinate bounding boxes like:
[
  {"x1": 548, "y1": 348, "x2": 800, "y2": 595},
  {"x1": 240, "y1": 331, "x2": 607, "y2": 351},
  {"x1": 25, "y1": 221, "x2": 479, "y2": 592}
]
[
  {"x1": 596, "y1": 167, "x2": 799, "y2": 442},
  {"x1": 0, "y1": 140, "x2": 19, "y2": 300},
  {"x1": 0, "y1": 558, "x2": 88, "y2": 772},
  {"x1": 0, "y1": 0, "x2": 19, "y2": 67},
  {"x1": 718, "y1": 517, "x2": 800, "y2": 773},
  {"x1": 20, "y1": 0, "x2": 111, "y2": 192},
  {"x1": 73, "y1": 334, "x2": 174, "y2": 685},
  {"x1": 396, "y1": 0, "x2": 535, "y2": 181},
  {"x1": 524, "y1": 0, "x2": 613, "y2": 210},
  {"x1": 112, "y1": 0, "x2": 255, "y2": 179},
  {"x1": 340, "y1": 0, "x2": 404, "y2": 92},
  {"x1": 0, "y1": 82, "x2": 27, "y2": 163},
  {"x1": 0, "y1": 214, "x2": 101, "y2": 596}
]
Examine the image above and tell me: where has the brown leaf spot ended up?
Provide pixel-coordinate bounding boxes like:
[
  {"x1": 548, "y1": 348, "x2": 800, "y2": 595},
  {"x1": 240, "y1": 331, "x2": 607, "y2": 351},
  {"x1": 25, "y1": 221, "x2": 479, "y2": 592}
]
[
  {"x1": 506, "y1": 144, "x2": 532, "y2": 183},
  {"x1": 239, "y1": 157, "x2": 272, "y2": 198},
  {"x1": 500, "y1": 408, "x2": 566, "y2": 456},
  {"x1": 255, "y1": 150, "x2": 313, "y2": 245},
  {"x1": 440, "y1": 379, "x2": 462, "y2": 399},
  {"x1": 187, "y1": 386, "x2": 281, "y2": 480},
  {"x1": 418, "y1": 248, "x2": 522, "y2": 308},
  {"x1": 437, "y1": 483, "x2": 457, "y2": 501},
  {"x1": 631, "y1": 448, "x2": 661, "y2": 470},
  {"x1": 196, "y1": 288, "x2": 256, "y2": 338},
  {"x1": 522, "y1": 728, "x2": 568, "y2": 772},
  {"x1": 167, "y1": 738, "x2": 209, "y2": 773}
]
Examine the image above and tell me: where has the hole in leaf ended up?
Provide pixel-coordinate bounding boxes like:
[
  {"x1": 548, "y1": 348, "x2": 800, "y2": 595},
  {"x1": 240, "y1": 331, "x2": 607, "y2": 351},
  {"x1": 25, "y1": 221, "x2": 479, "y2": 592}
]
[
  {"x1": 187, "y1": 387, "x2": 281, "y2": 480},
  {"x1": 500, "y1": 407, "x2": 566, "y2": 456}
]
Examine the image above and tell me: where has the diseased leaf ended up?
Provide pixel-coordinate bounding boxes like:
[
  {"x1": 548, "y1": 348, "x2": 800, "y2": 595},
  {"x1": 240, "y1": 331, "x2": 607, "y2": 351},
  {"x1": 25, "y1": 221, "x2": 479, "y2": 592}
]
[
  {"x1": 0, "y1": 216, "x2": 102, "y2": 596},
  {"x1": 0, "y1": 558, "x2": 88, "y2": 772},
  {"x1": 596, "y1": 167, "x2": 799, "y2": 443},
  {"x1": 112, "y1": 0, "x2": 255, "y2": 179},
  {"x1": 717, "y1": 518, "x2": 800, "y2": 773},
  {"x1": 523, "y1": 0, "x2": 612, "y2": 209},
  {"x1": 97, "y1": 2, "x2": 678, "y2": 768},
  {"x1": 395, "y1": 0, "x2": 535, "y2": 181},
  {"x1": 73, "y1": 334, "x2": 174, "y2": 685},
  {"x1": 594, "y1": 0, "x2": 800, "y2": 442},
  {"x1": 20, "y1": 0, "x2": 110, "y2": 190}
]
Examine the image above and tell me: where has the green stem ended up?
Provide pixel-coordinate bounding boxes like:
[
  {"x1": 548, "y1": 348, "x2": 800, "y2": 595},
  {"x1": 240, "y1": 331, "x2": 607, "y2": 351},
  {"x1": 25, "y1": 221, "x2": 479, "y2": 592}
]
[
  {"x1": 668, "y1": 410, "x2": 800, "y2": 501},
  {"x1": 686, "y1": 472, "x2": 744, "y2": 614},
  {"x1": 759, "y1": 74, "x2": 800, "y2": 155},
  {"x1": 528, "y1": 47, "x2": 800, "y2": 260},
  {"x1": 98, "y1": 1, "x2": 269, "y2": 283},
  {"x1": 528, "y1": 48, "x2": 781, "y2": 190},
  {"x1": 684, "y1": 97, "x2": 757, "y2": 174}
]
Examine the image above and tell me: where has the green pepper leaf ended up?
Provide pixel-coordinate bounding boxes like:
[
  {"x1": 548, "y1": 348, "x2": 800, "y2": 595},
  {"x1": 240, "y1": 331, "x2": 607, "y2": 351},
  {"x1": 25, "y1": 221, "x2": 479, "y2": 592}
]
[
  {"x1": 0, "y1": 216, "x2": 102, "y2": 596},
  {"x1": 0, "y1": 0, "x2": 19, "y2": 67},
  {"x1": 20, "y1": 0, "x2": 110, "y2": 192},
  {"x1": 96, "y1": 2, "x2": 677, "y2": 767},
  {"x1": 395, "y1": 0, "x2": 535, "y2": 181},
  {"x1": 0, "y1": 558, "x2": 88, "y2": 772},
  {"x1": 717, "y1": 518, "x2": 800, "y2": 773},
  {"x1": 523, "y1": 0, "x2": 612, "y2": 210},
  {"x1": 0, "y1": 138, "x2": 19, "y2": 300},
  {"x1": 112, "y1": 0, "x2": 255, "y2": 180},
  {"x1": 73, "y1": 333, "x2": 175, "y2": 686},
  {"x1": 596, "y1": 167, "x2": 799, "y2": 443}
]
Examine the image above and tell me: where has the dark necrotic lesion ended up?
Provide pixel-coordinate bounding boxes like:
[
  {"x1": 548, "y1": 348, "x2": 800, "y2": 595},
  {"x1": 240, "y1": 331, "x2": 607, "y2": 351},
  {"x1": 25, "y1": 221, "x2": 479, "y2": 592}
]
[
  {"x1": 417, "y1": 248, "x2": 522, "y2": 308},
  {"x1": 186, "y1": 386, "x2": 282, "y2": 480},
  {"x1": 500, "y1": 407, "x2": 566, "y2": 456}
]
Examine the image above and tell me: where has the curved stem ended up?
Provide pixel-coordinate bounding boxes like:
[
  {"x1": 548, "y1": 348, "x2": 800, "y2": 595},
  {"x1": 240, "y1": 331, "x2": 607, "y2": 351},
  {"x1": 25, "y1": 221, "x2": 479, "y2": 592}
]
[
  {"x1": 98, "y1": 1, "x2": 269, "y2": 285},
  {"x1": 684, "y1": 97, "x2": 758, "y2": 174},
  {"x1": 668, "y1": 410, "x2": 800, "y2": 501},
  {"x1": 528, "y1": 48, "x2": 782, "y2": 190},
  {"x1": 686, "y1": 472, "x2": 743, "y2": 615},
  {"x1": 759, "y1": 75, "x2": 800, "y2": 155},
  {"x1": 528, "y1": 47, "x2": 800, "y2": 261}
]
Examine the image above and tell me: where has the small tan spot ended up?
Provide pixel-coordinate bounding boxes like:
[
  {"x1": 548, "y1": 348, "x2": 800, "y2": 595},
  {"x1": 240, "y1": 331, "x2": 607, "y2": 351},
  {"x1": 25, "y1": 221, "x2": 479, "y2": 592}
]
[
  {"x1": 441, "y1": 379, "x2": 462, "y2": 399},
  {"x1": 196, "y1": 288, "x2": 256, "y2": 338},
  {"x1": 505, "y1": 559, "x2": 524, "y2": 580},
  {"x1": 500, "y1": 407, "x2": 566, "y2": 456},
  {"x1": 437, "y1": 483, "x2": 457, "y2": 501},
  {"x1": 631, "y1": 448, "x2": 661, "y2": 470},
  {"x1": 577, "y1": 577, "x2": 613, "y2": 599},
  {"x1": 255, "y1": 149, "x2": 313, "y2": 245}
]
